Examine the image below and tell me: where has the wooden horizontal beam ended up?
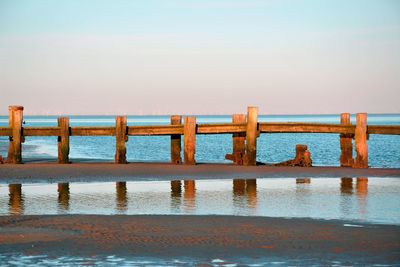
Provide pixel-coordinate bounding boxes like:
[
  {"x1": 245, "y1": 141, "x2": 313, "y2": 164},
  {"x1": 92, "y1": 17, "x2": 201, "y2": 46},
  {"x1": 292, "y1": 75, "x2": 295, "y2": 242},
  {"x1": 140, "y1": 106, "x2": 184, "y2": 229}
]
[
  {"x1": 0, "y1": 127, "x2": 12, "y2": 136},
  {"x1": 367, "y1": 125, "x2": 400, "y2": 135},
  {"x1": 71, "y1": 127, "x2": 115, "y2": 136},
  {"x1": 128, "y1": 125, "x2": 183, "y2": 136},
  {"x1": 197, "y1": 123, "x2": 246, "y2": 134},
  {"x1": 259, "y1": 123, "x2": 355, "y2": 134},
  {"x1": 23, "y1": 127, "x2": 60, "y2": 136},
  {"x1": 2, "y1": 124, "x2": 399, "y2": 137}
]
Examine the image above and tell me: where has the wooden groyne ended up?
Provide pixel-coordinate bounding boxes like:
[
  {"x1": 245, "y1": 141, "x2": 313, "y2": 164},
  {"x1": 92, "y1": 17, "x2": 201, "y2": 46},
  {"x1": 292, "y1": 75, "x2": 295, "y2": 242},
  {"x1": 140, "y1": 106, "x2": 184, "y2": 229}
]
[{"x1": 1, "y1": 105, "x2": 399, "y2": 168}]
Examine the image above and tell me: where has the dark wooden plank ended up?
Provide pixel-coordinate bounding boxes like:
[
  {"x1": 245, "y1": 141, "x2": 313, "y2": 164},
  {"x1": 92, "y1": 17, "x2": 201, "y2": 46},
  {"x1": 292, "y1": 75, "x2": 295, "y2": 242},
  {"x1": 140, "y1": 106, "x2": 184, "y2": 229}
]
[
  {"x1": 128, "y1": 125, "x2": 183, "y2": 136},
  {"x1": 259, "y1": 123, "x2": 355, "y2": 134},
  {"x1": 367, "y1": 125, "x2": 400, "y2": 135},
  {"x1": 197, "y1": 123, "x2": 246, "y2": 134},
  {"x1": 0, "y1": 127, "x2": 12, "y2": 136},
  {"x1": 24, "y1": 127, "x2": 60, "y2": 136},
  {"x1": 71, "y1": 127, "x2": 115, "y2": 136}
]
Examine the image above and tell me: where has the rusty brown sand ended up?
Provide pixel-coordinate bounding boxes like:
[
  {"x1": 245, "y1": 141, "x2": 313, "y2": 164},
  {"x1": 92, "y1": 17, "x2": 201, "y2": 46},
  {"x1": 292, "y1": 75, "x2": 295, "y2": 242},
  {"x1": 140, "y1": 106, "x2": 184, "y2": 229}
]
[
  {"x1": 0, "y1": 215, "x2": 399, "y2": 264},
  {"x1": 0, "y1": 163, "x2": 400, "y2": 183}
]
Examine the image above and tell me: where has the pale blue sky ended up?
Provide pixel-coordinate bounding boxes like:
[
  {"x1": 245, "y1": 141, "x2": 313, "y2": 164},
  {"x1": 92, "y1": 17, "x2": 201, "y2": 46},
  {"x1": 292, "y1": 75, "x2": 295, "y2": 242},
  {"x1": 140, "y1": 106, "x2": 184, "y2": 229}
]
[{"x1": 0, "y1": 0, "x2": 399, "y2": 115}]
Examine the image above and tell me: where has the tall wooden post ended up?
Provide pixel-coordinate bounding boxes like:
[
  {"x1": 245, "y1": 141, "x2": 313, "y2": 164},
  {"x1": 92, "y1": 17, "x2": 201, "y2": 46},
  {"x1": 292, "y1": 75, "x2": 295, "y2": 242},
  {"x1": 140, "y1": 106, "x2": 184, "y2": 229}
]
[
  {"x1": 354, "y1": 113, "x2": 368, "y2": 168},
  {"x1": 115, "y1": 116, "x2": 127, "y2": 164},
  {"x1": 7, "y1": 106, "x2": 24, "y2": 164},
  {"x1": 58, "y1": 117, "x2": 70, "y2": 164},
  {"x1": 184, "y1": 117, "x2": 196, "y2": 165},
  {"x1": 244, "y1": 107, "x2": 258, "y2": 166},
  {"x1": 340, "y1": 113, "x2": 353, "y2": 167},
  {"x1": 171, "y1": 115, "x2": 182, "y2": 164},
  {"x1": 232, "y1": 114, "x2": 246, "y2": 165}
]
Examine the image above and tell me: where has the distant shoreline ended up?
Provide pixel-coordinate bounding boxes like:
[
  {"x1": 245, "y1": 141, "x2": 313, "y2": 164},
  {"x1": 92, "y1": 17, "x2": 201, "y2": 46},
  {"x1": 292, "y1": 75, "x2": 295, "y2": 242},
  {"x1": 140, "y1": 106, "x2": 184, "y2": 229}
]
[{"x1": 0, "y1": 163, "x2": 399, "y2": 184}]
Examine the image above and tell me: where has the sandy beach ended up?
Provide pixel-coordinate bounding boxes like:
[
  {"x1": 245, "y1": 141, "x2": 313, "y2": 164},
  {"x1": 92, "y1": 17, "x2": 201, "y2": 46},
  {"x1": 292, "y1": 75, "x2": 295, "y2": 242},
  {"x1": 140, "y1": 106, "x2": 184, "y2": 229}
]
[
  {"x1": 0, "y1": 215, "x2": 399, "y2": 265},
  {"x1": 1, "y1": 163, "x2": 400, "y2": 184}
]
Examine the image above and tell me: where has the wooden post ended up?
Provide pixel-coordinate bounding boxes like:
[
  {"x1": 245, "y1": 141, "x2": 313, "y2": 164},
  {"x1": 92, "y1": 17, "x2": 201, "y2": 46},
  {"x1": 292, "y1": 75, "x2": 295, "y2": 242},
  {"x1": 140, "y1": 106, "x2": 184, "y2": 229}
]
[
  {"x1": 7, "y1": 106, "x2": 24, "y2": 164},
  {"x1": 244, "y1": 107, "x2": 258, "y2": 166},
  {"x1": 354, "y1": 113, "x2": 368, "y2": 168},
  {"x1": 184, "y1": 117, "x2": 196, "y2": 165},
  {"x1": 58, "y1": 117, "x2": 70, "y2": 164},
  {"x1": 227, "y1": 114, "x2": 246, "y2": 165},
  {"x1": 115, "y1": 116, "x2": 127, "y2": 164},
  {"x1": 340, "y1": 113, "x2": 353, "y2": 167},
  {"x1": 171, "y1": 115, "x2": 182, "y2": 164}
]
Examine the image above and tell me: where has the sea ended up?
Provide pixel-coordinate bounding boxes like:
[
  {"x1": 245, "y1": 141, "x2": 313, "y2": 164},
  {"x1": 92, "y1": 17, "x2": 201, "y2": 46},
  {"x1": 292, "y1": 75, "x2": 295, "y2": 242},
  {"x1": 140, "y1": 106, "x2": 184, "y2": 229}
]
[
  {"x1": 0, "y1": 114, "x2": 399, "y2": 266},
  {"x1": 0, "y1": 114, "x2": 399, "y2": 167}
]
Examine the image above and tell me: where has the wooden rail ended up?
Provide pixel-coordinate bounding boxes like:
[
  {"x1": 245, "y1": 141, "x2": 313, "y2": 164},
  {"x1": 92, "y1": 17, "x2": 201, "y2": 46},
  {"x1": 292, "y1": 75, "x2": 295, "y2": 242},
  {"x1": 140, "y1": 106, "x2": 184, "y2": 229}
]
[{"x1": 1, "y1": 105, "x2": 399, "y2": 167}]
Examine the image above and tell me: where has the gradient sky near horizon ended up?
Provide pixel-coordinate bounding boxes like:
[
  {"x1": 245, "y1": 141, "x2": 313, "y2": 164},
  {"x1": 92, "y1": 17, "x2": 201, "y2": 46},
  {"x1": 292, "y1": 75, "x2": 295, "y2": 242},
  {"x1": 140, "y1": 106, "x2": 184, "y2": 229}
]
[{"x1": 0, "y1": 0, "x2": 399, "y2": 115}]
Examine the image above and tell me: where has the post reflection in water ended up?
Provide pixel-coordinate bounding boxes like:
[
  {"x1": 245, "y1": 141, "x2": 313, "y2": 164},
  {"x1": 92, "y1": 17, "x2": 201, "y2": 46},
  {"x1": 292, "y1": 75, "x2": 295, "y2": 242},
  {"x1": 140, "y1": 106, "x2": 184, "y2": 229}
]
[
  {"x1": 356, "y1": 177, "x2": 368, "y2": 218},
  {"x1": 170, "y1": 180, "x2": 182, "y2": 212},
  {"x1": 183, "y1": 180, "x2": 196, "y2": 213},
  {"x1": 296, "y1": 178, "x2": 311, "y2": 184},
  {"x1": 57, "y1": 183, "x2": 70, "y2": 211},
  {"x1": 116, "y1": 182, "x2": 128, "y2": 212},
  {"x1": 340, "y1": 177, "x2": 353, "y2": 195},
  {"x1": 9, "y1": 184, "x2": 23, "y2": 215},
  {"x1": 232, "y1": 179, "x2": 257, "y2": 210}
]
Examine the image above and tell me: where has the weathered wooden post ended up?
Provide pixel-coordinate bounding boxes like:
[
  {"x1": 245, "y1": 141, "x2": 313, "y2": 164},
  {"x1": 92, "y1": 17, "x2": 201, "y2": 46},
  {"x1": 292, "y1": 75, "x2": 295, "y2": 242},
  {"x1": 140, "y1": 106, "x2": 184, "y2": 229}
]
[
  {"x1": 115, "y1": 116, "x2": 127, "y2": 164},
  {"x1": 225, "y1": 114, "x2": 246, "y2": 165},
  {"x1": 340, "y1": 113, "x2": 353, "y2": 167},
  {"x1": 7, "y1": 106, "x2": 24, "y2": 164},
  {"x1": 171, "y1": 115, "x2": 182, "y2": 164},
  {"x1": 244, "y1": 107, "x2": 258, "y2": 166},
  {"x1": 354, "y1": 113, "x2": 368, "y2": 168},
  {"x1": 184, "y1": 117, "x2": 196, "y2": 165},
  {"x1": 58, "y1": 117, "x2": 70, "y2": 164}
]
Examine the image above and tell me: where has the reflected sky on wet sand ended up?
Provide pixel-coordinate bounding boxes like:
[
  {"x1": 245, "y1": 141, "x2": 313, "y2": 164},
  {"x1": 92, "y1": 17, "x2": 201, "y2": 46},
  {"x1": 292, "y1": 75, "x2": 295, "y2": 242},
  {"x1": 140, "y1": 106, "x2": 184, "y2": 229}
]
[{"x1": 1, "y1": 178, "x2": 399, "y2": 225}]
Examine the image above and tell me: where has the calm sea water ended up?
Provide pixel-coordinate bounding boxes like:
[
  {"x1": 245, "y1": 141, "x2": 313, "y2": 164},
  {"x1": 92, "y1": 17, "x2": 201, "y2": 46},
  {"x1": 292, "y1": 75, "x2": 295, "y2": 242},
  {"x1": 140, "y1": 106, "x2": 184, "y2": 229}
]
[
  {"x1": 0, "y1": 114, "x2": 399, "y2": 167},
  {"x1": 1, "y1": 178, "x2": 399, "y2": 225}
]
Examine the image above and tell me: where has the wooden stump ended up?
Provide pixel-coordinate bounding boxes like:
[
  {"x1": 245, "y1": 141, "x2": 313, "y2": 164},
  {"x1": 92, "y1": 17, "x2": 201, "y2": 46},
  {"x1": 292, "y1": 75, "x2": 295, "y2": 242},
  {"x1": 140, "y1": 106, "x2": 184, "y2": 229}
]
[
  {"x1": 58, "y1": 117, "x2": 70, "y2": 164},
  {"x1": 115, "y1": 116, "x2": 127, "y2": 164},
  {"x1": 354, "y1": 113, "x2": 368, "y2": 168},
  {"x1": 225, "y1": 114, "x2": 246, "y2": 165},
  {"x1": 170, "y1": 115, "x2": 182, "y2": 164},
  {"x1": 7, "y1": 106, "x2": 24, "y2": 164},
  {"x1": 244, "y1": 107, "x2": 258, "y2": 166},
  {"x1": 184, "y1": 117, "x2": 196, "y2": 165},
  {"x1": 340, "y1": 113, "x2": 353, "y2": 167}
]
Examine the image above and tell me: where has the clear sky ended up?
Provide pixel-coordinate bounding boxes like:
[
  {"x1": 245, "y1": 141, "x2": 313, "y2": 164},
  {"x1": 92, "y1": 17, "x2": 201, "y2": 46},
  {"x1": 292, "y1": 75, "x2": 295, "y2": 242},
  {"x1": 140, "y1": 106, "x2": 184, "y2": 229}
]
[{"x1": 0, "y1": 0, "x2": 399, "y2": 115}]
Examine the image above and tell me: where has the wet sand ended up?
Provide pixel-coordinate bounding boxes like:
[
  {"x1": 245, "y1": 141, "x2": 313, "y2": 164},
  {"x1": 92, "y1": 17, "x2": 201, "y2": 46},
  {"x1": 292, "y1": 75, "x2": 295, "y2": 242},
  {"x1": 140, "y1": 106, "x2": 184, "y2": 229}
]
[
  {"x1": 1, "y1": 163, "x2": 400, "y2": 183},
  {"x1": 0, "y1": 215, "x2": 399, "y2": 264}
]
